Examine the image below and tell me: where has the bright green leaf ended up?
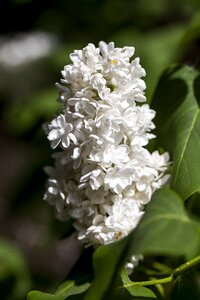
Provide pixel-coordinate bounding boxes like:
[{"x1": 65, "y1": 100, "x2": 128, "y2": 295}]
[
  {"x1": 55, "y1": 280, "x2": 90, "y2": 298},
  {"x1": 151, "y1": 64, "x2": 200, "y2": 200},
  {"x1": 27, "y1": 280, "x2": 90, "y2": 300},
  {"x1": 121, "y1": 269, "x2": 157, "y2": 299},
  {"x1": 84, "y1": 188, "x2": 200, "y2": 300},
  {"x1": 27, "y1": 291, "x2": 57, "y2": 300},
  {"x1": 131, "y1": 188, "x2": 200, "y2": 258}
]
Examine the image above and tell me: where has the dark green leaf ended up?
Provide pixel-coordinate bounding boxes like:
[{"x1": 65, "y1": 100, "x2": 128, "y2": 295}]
[
  {"x1": 171, "y1": 272, "x2": 200, "y2": 300},
  {"x1": 151, "y1": 64, "x2": 200, "y2": 200}
]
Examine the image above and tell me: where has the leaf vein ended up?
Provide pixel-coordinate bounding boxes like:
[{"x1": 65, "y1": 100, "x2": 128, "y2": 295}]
[{"x1": 173, "y1": 110, "x2": 199, "y2": 187}]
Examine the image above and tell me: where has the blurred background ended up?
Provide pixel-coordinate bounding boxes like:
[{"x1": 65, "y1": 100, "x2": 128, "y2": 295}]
[{"x1": 1, "y1": 0, "x2": 200, "y2": 299}]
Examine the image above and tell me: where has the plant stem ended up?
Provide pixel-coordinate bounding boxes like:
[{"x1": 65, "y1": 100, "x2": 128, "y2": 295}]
[
  {"x1": 173, "y1": 254, "x2": 200, "y2": 278},
  {"x1": 123, "y1": 254, "x2": 200, "y2": 288},
  {"x1": 125, "y1": 275, "x2": 173, "y2": 287}
]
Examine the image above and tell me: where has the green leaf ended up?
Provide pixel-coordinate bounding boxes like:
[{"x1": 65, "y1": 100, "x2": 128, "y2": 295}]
[
  {"x1": 131, "y1": 188, "x2": 200, "y2": 258},
  {"x1": 27, "y1": 281, "x2": 90, "y2": 300},
  {"x1": 27, "y1": 291, "x2": 57, "y2": 300},
  {"x1": 84, "y1": 188, "x2": 200, "y2": 300},
  {"x1": 84, "y1": 233, "x2": 133, "y2": 300},
  {"x1": 151, "y1": 64, "x2": 200, "y2": 200},
  {"x1": 55, "y1": 280, "x2": 90, "y2": 298},
  {"x1": 0, "y1": 240, "x2": 31, "y2": 300},
  {"x1": 121, "y1": 269, "x2": 157, "y2": 299}
]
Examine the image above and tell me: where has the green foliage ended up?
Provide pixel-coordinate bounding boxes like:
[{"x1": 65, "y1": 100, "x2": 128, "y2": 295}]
[
  {"x1": 131, "y1": 188, "x2": 200, "y2": 258},
  {"x1": 82, "y1": 188, "x2": 200, "y2": 299},
  {"x1": 0, "y1": 240, "x2": 31, "y2": 300},
  {"x1": 29, "y1": 184, "x2": 198, "y2": 300},
  {"x1": 84, "y1": 232, "x2": 132, "y2": 300},
  {"x1": 27, "y1": 291, "x2": 56, "y2": 300},
  {"x1": 121, "y1": 269, "x2": 157, "y2": 299},
  {"x1": 27, "y1": 281, "x2": 90, "y2": 300},
  {"x1": 151, "y1": 65, "x2": 200, "y2": 200}
]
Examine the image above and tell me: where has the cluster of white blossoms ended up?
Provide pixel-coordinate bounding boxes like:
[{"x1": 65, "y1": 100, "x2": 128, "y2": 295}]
[{"x1": 44, "y1": 41, "x2": 170, "y2": 247}]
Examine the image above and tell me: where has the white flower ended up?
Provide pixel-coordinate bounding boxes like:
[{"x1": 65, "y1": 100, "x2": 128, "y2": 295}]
[
  {"x1": 90, "y1": 73, "x2": 107, "y2": 96},
  {"x1": 68, "y1": 97, "x2": 96, "y2": 117},
  {"x1": 44, "y1": 41, "x2": 171, "y2": 248},
  {"x1": 44, "y1": 178, "x2": 65, "y2": 213},
  {"x1": 80, "y1": 169, "x2": 104, "y2": 190},
  {"x1": 90, "y1": 144, "x2": 130, "y2": 167},
  {"x1": 104, "y1": 198, "x2": 144, "y2": 233},
  {"x1": 47, "y1": 114, "x2": 77, "y2": 149},
  {"x1": 104, "y1": 165, "x2": 134, "y2": 194}
]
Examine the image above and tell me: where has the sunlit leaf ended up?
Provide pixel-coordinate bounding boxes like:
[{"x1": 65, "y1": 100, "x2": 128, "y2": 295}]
[
  {"x1": 131, "y1": 188, "x2": 200, "y2": 258},
  {"x1": 27, "y1": 291, "x2": 56, "y2": 300},
  {"x1": 55, "y1": 280, "x2": 90, "y2": 298},
  {"x1": 151, "y1": 64, "x2": 200, "y2": 200},
  {"x1": 84, "y1": 188, "x2": 200, "y2": 300},
  {"x1": 121, "y1": 269, "x2": 157, "y2": 299},
  {"x1": 27, "y1": 280, "x2": 90, "y2": 300}
]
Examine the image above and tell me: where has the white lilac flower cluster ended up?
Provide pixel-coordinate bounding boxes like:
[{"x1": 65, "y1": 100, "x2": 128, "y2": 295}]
[{"x1": 44, "y1": 41, "x2": 170, "y2": 246}]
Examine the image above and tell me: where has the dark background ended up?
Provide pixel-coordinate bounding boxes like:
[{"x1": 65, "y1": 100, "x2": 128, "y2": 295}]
[{"x1": 1, "y1": 0, "x2": 200, "y2": 299}]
